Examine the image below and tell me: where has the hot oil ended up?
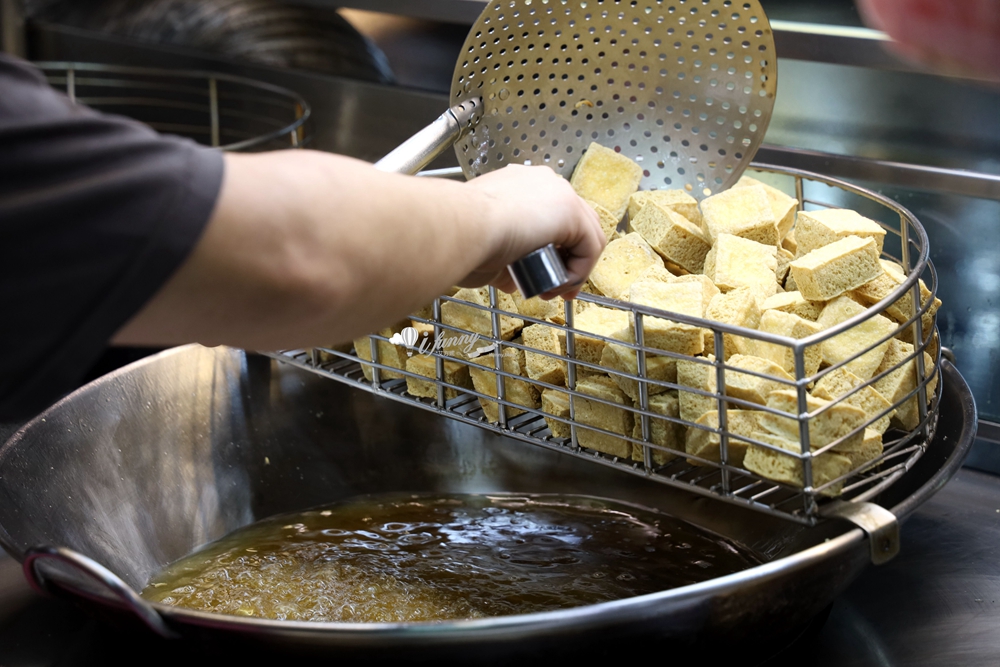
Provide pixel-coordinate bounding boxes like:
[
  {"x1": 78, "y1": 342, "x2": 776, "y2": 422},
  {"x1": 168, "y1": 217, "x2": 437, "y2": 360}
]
[{"x1": 142, "y1": 494, "x2": 760, "y2": 622}]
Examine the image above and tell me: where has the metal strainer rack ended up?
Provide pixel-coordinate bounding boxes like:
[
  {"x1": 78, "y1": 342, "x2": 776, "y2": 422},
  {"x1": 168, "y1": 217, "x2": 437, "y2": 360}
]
[
  {"x1": 270, "y1": 164, "x2": 941, "y2": 527},
  {"x1": 36, "y1": 62, "x2": 311, "y2": 151}
]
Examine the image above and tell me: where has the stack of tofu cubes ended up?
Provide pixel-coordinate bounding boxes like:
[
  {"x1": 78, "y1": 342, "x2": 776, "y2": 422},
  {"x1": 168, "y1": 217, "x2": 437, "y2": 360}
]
[{"x1": 355, "y1": 142, "x2": 940, "y2": 497}]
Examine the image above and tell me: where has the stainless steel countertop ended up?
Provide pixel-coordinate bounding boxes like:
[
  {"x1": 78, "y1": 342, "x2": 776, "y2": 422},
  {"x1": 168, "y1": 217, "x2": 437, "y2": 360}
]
[{"x1": 0, "y1": 466, "x2": 997, "y2": 665}]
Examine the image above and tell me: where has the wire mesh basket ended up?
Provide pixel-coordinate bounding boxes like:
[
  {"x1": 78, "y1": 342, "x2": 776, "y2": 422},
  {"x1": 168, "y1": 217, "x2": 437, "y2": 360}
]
[
  {"x1": 270, "y1": 164, "x2": 941, "y2": 525},
  {"x1": 36, "y1": 62, "x2": 310, "y2": 151}
]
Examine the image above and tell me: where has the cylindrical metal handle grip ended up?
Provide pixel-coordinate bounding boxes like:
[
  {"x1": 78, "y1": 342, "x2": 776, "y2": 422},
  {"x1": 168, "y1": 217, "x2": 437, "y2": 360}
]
[{"x1": 507, "y1": 244, "x2": 570, "y2": 299}]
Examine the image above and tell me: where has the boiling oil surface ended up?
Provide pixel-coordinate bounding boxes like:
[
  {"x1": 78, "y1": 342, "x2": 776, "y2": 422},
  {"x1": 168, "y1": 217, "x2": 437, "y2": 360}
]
[{"x1": 142, "y1": 494, "x2": 759, "y2": 622}]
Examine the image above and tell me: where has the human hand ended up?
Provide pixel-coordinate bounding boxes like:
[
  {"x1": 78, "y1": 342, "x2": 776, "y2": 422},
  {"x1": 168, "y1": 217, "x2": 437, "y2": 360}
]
[{"x1": 461, "y1": 164, "x2": 606, "y2": 300}]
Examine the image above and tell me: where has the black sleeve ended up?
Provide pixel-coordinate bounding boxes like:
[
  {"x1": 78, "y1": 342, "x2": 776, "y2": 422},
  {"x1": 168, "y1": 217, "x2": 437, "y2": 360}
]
[{"x1": 0, "y1": 55, "x2": 225, "y2": 420}]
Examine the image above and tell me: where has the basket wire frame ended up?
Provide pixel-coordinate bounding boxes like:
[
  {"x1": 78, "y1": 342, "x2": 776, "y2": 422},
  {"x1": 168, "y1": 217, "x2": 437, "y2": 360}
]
[
  {"x1": 35, "y1": 62, "x2": 311, "y2": 152},
  {"x1": 270, "y1": 163, "x2": 941, "y2": 525}
]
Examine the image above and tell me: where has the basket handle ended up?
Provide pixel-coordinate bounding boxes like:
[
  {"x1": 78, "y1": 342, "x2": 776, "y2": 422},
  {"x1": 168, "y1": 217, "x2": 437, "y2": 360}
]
[
  {"x1": 23, "y1": 545, "x2": 179, "y2": 639},
  {"x1": 374, "y1": 98, "x2": 571, "y2": 299}
]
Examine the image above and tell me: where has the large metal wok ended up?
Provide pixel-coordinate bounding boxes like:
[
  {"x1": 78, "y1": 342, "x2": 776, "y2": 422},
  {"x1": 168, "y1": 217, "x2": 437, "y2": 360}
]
[{"x1": 0, "y1": 345, "x2": 976, "y2": 661}]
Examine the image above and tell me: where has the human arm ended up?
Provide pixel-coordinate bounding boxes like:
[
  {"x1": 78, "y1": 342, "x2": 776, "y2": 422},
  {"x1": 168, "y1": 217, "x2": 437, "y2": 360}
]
[{"x1": 111, "y1": 150, "x2": 605, "y2": 350}]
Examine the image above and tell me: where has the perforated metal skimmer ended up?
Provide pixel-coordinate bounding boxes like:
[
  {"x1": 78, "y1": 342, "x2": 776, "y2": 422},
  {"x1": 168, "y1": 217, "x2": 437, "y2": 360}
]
[
  {"x1": 375, "y1": 0, "x2": 778, "y2": 297},
  {"x1": 452, "y1": 0, "x2": 777, "y2": 196}
]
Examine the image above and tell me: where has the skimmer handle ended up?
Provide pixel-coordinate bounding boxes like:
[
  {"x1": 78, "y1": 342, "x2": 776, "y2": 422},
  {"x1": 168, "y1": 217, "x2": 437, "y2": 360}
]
[{"x1": 375, "y1": 99, "x2": 572, "y2": 299}]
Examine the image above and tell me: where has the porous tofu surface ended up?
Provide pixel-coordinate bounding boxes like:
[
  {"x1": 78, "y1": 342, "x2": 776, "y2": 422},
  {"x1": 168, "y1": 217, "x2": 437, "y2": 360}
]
[
  {"x1": 743, "y1": 434, "x2": 853, "y2": 496},
  {"x1": 813, "y1": 367, "x2": 893, "y2": 434},
  {"x1": 628, "y1": 189, "x2": 701, "y2": 225},
  {"x1": 789, "y1": 235, "x2": 882, "y2": 301},
  {"x1": 761, "y1": 291, "x2": 824, "y2": 321},
  {"x1": 704, "y1": 233, "x2": 778, "y2": 297},
  {"x1": 700, "y1": 185, "x2": 779, "y2": 245},
  {"x1": 704, "y1": 287, "x2": 763, "y2": 359},
  {"x1": 632, "y1": 202, "x2": 712, "y2": 273},
  {"x1": 556, "y1": 306, "x2": 631, "y2": 365},
  {"x1": 816, "y1": 296, "x2": 896, "y2": 380},
  {"x1": 733, "y1": 175, "x2": 798, "y2": 240},
  {"x1": 631, "y1": 391, "x2": 682, "y2": 464},
  {"x1": 441, "y1": 288, "x2": 524, "y2": 340},
  {"x1": 628, "y1": 280, "x2": 707, "y2": 356},
  {"x1": 751, "y1": 309, "x2": 823, "y2": 376},
  {"x1": 588, "y1": 233, "x2": 663, "y2": 299},
  {"x1": 759, "y1": 389, "x2": 867, "y2": 452},
  {"x1": 541, "y1": 388, "x2": 572, "y2": 438},
  {"x1": 685, "y1": 409, "x2": 760, "y2": 467},
  {"x1": 522, "y1": 323, "x2": 567, "y2": 386},
  {"x1": 573, "y1": 375, "x2": 635, "y2": 458},
  {"x1": 600, "y1": 329, "x2": 678, "y2": 402},
  {"x1": 570, "y1": 142, "x2": 643, "y2": 221},
  {"x1": 405, "y1": 354, "x2": 472, "y2": 399},
  {"x1": 724, "y1": 354, "x2": 794, "y2": 406},
  {"x1": 584, "y1": 199, "x2": 622, "y2": 242},
  {"x1": 795, "y1": 209, "x2": 887, "y2": 256}
]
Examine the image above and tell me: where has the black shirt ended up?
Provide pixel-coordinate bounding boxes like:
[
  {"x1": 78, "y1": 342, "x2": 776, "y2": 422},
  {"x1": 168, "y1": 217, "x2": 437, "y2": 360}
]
[{"x1": 0, "y1": 55, "x2": 225, "y2": 420}]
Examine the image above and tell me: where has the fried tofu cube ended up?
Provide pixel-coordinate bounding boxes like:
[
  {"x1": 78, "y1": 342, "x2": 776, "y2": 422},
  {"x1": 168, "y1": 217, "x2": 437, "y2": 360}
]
[
  {"x1": 570, "y1": 142, "x2": 643, "y2": 221},
  {"x1": 632, "y1": 202, "x2": 712, "y2": 273},
  {"x1": 872, "y1": 339, "x2": 937, "y2": 431},
  {"x1": 760, "y1": 291, "x2": 824, "y2": 322},
  {"x1": 816, "y1": 296, "x2": 896, "y2": 380},
  {"x1": 812, "y1": 367, "x2": 893, "y2": 434},
  {"x1": 599, "y1": 329, "x2": 678, "y2": 402},
  {"x1": 751, "y1": 310, "x2": 823, "y2": 377},
  {"x1": 442, "y1": 288, "x2": 524, "y2": 340},
  {"x1": 676, "y1": 356, "x2": 719, "y2": 423},
  {"x1": 631, "y1": 391, "x2": 682, "y2": 464},
  {"x1": 628, "y1": 189, "x2": 702, "y2": 226},
  {"x1": 794, "y1": 209, "x2": 887, "y2": 256},
  {"x1": 588, "y1": 232, "x2": 663, "y2": 300},
  {"x1": 584, "y1": 199, "x2": 622, "y2": 242},
  {"x1": 782, "y1": 227, "x2": 798, "y2": 255},
  {"x1": 556, "y1": 305, "x2": 631, "y2": 365},
  {"x1": 789, "y1": 236, "x2": 883, "y2": 301},
  {"x1": 541, "y1": 388, "x2": 572, "y2": 438},
  {"x1": 852, "y1": 261, "x2": 940, "y2": 337},
  {"x1": 685, "y1": 409, "x2": 760, "y2": 467},
  {"x1": 522, "y1": 323, "x2": 567, "y2": 387},
  {"x1": 724, "y1": 354, "x2": 794, "y2": 406},
  {"x1": 699, "y1": 185, "x2": 779, "y2": 245},
  {"x1": 468, "y1": 343, "x2": 540, "y2": 422},
  {"x1": 405, "y1": 355, "x2": 472, "y2": 399},
  {"x1": 354, "y1": 318, "x2": 412, "y2": 381},
  {"x1": 572, "y1": 375, "x2": 635, "y2": 458},
  {"x1": 627, "y1": 280, "x2": 707, "y2": 356},
  {"x1": 776, "y1": 247, "x2": 795, "y2": 285},
  {"x1": 758, "y1": 389, "x2": 867, "y2": 452},
  {"x1": 743, "y1": 434, "x2": 853, "y2": 496},
  {"x1": 704, "y1": 286, "x2": 763, "y2": 359},
  {"x1": 852, "y1": 429, "x2": 885, "y2": 470},
  {"x1": 704, "y1": 234, "x2": 779, "y2": 297},
  {"x1": 733, "y1": 175, "x2": 798, "y2": 240},
  {"x1": 510, "y1": 291, "x2": 567, "y2": 324},
  {"x1": 634, "y1": 263, "x2": 678, "y2": 284}
]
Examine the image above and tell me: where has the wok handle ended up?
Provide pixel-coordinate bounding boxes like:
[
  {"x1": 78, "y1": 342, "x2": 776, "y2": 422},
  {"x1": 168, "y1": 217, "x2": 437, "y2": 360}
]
[
  {"x1": 375, "y1": 98, "x2": 572, "y2": 299},
  {"x1": 23, "y1": 545, "x2": 179, "y2": 639}
]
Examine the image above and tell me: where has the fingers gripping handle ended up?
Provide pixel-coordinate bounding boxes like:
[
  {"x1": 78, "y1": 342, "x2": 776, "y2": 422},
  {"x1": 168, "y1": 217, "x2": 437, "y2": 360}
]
[{"x1": 374, "y1": 99, "x2": 572, "y2": 299}]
